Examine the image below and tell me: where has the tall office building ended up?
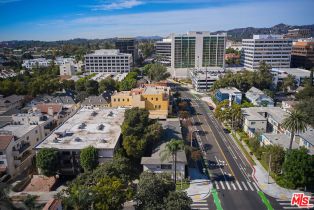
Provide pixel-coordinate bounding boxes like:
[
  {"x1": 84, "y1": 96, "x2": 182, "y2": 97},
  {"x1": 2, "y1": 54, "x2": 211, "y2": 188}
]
[
  {"x1": 170, "y1": 31, "x2": 226, "y2": 77},
  {"x1": 155, "y1": 38, "x2": 171, "y2": 66},
  {"x1": 242, "y1": 35, "x2": 293, "y2": 71},
  {"x1": 115, "y1": 38, "x2": 138, "y2": 63},
  {"x1": 84, "y1": 49, "x2": 132, "y2": 74},
  {"x1": 291, "y1": 38, "x2": 314, "y2": 69}
]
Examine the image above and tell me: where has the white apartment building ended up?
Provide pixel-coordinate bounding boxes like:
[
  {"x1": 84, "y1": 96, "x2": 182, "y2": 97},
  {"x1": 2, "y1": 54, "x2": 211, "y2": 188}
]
[
  {"x1": 155, "y1": 38, "x2": 172, "y2": 65},
  {"x1": 241, "y1": 35, "x2": 293, "y2": 71},
  {"x1": 169, "y1": 31, "x2": 226, "y2": 78},
  {"x1": 84, "y1": 49, "x2": 132, "y2": 74},
  {"x1": 0, "y1": 112, "x2": 53, "y2": 178},
  {"x1": 22, "y1": 58, "x2": 52, "y2": 69},
  {"x1": 36, "y1": 107, "x2": 125, "y2": 175},
  {"x1": 271, "y1": 68, "x2": 313, "y2": 88},
  {"x1": 190, "y1": 67, "x2": 225, "y2": 92}
]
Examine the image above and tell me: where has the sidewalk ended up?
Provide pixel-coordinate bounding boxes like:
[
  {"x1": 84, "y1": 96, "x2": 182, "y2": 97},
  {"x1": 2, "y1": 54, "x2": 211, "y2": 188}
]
[
  {"x1": 186, "y1": 168, "x2": 212, "y2": 202},
  {"x1": 229, "y1": 133, "x2": 304, "y2": 200}
]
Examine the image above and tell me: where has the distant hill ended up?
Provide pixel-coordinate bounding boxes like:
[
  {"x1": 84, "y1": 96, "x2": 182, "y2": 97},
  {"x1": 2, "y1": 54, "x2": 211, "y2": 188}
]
[{"x1": 213, "y1": 23, "x2": 314, "y2": 41}]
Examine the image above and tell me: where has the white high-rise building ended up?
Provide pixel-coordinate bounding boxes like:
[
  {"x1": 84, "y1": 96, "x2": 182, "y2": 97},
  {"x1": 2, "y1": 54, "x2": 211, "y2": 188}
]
[
  {"x1": 84, "y1": 49, "x2": 132, "y2": 74},
  {"x1": 169, "y1": 31, "x2": 226, "y2": 78},
  {"x1": 155, "y1": 38, "x2": 172, "y2": 66},
  {"x1": 241, "y1": 35, "x2": 293, "y2": 71}
]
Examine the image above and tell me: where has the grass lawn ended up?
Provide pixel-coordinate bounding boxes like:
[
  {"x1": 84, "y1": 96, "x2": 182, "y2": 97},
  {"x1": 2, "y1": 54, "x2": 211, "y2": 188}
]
[{"x1": 176, "y1": 180, "x2": 190, "y2": 191}]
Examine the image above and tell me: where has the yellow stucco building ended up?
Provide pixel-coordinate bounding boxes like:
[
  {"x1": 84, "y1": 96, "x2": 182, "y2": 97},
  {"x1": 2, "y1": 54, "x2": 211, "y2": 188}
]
[{"x1": 111, "y1": 86, "x2": 171, "y2": 119}]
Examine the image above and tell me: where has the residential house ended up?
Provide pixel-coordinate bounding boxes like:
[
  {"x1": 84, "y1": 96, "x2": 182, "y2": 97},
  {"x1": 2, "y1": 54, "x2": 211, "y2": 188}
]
[
  {"x1": 141, "y1": 119, "x2": 187, "y2": 180},
  {"x1": 215, "y1": 87, "x2": 242, "y2": 105},
  {"x1": 241, "y1": 107, "x2": 288, "y2": 137},
  {"x1": 281, "y1": 101, "x2": 298, "y2": 113},
  {"x1": 0, "y1": 95, "x2": 24, "y2": 114},
  {"x1": 245, "y1": 87, "x2": 274, "y2": 107},
  {"x1": 81, "y1": 92, "x2": 112, "y2": 108}
]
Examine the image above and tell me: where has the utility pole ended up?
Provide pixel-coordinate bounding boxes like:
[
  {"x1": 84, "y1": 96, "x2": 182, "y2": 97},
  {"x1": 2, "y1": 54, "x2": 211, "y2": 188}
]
[{"x1": 268, "y1": 154, "x2": 272, "y2": 184}]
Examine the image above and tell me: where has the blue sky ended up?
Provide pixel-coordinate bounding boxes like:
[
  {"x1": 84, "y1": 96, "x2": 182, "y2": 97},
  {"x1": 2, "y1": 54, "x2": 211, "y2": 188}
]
[{"x1": 0, "y1": 0, "x2": 313, "y2": 41}]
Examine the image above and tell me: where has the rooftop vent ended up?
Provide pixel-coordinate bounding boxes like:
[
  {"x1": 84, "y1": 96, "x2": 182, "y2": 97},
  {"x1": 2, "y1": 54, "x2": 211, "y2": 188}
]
[
  {"x1": 74, "y1": 137, "x2": 81, "y2": 142},
  {"x1": 79, "y1": 122, "x2": 86, "y2": 129},
  {"x1": 91, "y1": 111, "x2": 98, "y2": 116},
  {"x1": 53, "y1": 138, "x2": 59, "y2": 143},
  {"x1": 100, "y1": 139, "x2": 107, "y2": 143},
  {"x1": 98, "y1": 124, "x2": 104, "y2": 130},
  {"x1": 108, "y1": 111, "x2": 114, "y2": 117}
]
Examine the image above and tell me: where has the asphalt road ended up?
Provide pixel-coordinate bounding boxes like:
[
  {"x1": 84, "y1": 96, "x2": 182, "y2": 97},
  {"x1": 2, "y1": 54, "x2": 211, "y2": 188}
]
[{"x1": 178, "y1": 87, "x2": 283, "y2": 210}]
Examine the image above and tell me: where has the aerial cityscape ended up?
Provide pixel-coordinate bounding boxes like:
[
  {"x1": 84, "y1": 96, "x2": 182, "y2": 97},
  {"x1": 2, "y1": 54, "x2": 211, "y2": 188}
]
[{"x1": 0, "y1": 0, "x2": 314, "y2": 210}]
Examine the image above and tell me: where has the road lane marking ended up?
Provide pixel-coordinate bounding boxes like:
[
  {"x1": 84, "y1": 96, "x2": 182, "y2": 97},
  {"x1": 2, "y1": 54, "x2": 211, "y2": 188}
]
[
  {"x1": 219, "y1": 181, "x2": 225, "y2": 190},
  {"x1": 241, "y1": 181, "x2": 248, "y2": 191},
  {"x1": 236, "y1": 181, "x2": 242, "y2": 190},
  {"x1": 247, "y1": 182, "x2": 254, "y2": 191},
  {"x1": 191, "y1": 203, "x2": 207, "y2": 206},
  {"x1": 225, "y1": 181, "x2": 231, "y2": 190},
  {"x1": 215, "y1": 181, "x2": 220, "y2": 189},
  {"x1": 231, "y1": 182, "x2": 237, "y2": 190}
]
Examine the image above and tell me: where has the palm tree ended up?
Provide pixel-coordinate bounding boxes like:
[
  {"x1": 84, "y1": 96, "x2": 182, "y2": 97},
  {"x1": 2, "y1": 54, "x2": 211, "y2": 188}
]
[
  {"x1": 282, "y1": 110, "x2": 308, "y2": 150},
  {"x1": 160, "y1": 139, "x2": 185, "y2": 185}
]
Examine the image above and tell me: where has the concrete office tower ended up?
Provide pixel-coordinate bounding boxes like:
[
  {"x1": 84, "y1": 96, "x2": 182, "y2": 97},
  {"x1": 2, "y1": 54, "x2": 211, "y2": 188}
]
[
  {"x1": 155, "y1": 38, "x2": 171, "y2": 66},
  {"x1": 242, "y1": 35, "x2": 293, "y2": 71},
  {"x1": 84, "y1": 49, "x2": 132, "y2": 74},
  {"x1": 170, "y1": 31, "x2": 226, "y2": 78},
  {"x1": 291, "y1": 38, "x2": 314, "y2": 69},
  {"x1": 115, "y1": 38, "x2": 138, "y2": 63}
]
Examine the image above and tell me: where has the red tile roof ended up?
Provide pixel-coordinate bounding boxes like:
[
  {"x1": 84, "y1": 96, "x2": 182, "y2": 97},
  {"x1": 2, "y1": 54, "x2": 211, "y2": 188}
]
[
  {"x1": 36, "y1": 103, "x2": 62, "y2": 114},
  {"x1": 0, "y1": 135, "x2": 13, "y2": 150}
]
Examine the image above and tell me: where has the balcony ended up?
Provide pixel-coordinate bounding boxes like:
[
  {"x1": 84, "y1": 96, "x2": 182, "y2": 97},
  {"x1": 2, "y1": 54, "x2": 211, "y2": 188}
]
[{"x1": 12, "y1": 143, "x2": 31, "y2": 156}]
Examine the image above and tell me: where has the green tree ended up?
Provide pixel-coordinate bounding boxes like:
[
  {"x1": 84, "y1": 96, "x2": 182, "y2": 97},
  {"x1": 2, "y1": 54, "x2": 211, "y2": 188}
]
[
  {"x1": 282, "y1": 75, "x2": 295, "y2": 92},
  {"x1": 282, "y1": 148, "x2": 314, "y2": 189},
  {"x1": 296, "y1": 86, "x2": 314, "y2": 100},
  {"x1": 262, "y1": 145, "x2": 285, "y2": 175},
  {"x1": 139, "y1": 42, "x2": 155, "y2": 58},
  {"x1": 296, "y1": 98, "x2": 314, "y2": 127},
  {"x1": 98, "y1": 77, "x2": 117, "y2": 93},
  {"x1": 85, "y1": 79, "x2": 99, "y2": 95},
  {"x1": 163, "y1": 191, "x2": 192, "y2": 210},
  {"x1": 136, "y1": 172, "x2": 175, "y2": 210},
  {"x1": 92, "y1": 176, "x2": 128, "y2": 210},
  {"x1": 80, "y1": 146, "x2": 98, "y2": 172},
  {"x1": 282, "y1": 110, "x2": 308, "y2": 150},
  {"x1": 160, "y1": 139, "x2": 185, "y2": 185},
  {"x1": 118, "y1": 71, "x2": 138, "y2": 91},
  {"x1": 36, "y1": 148, "x2": 59, "y2": 177},
  {"x1": 62, "y1": 182, "x2": 93, "y2": 210},
  {"x1": 146, "y1": 63, "x2": 170, "y2": 82},
  {"x1": 23, "y1": 195, "x2": 38, "y2": 210}
]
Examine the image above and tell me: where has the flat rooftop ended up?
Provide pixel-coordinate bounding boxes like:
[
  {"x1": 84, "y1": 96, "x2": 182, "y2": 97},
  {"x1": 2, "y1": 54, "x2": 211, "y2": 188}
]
[
  {"x1": 218, "y1": 87, "x2": 241, "y2": 94},
  {"x1": 0, "y1": 124, "x2": 38, "y2": 138},
  {"x1": 272, "y1": 68, "x2": 311, "y2": 78},
  {"x1": 36, "y1": 107, "x2": 125, "y2": 150},
  {"x1": 263, "y1": 133, "x2": 298, "y2": 149},
  {"x1": 86, "y1": 49, "x2": 131, "y2": 57},
  {"x1": 242, "y1": 107, "x2": 288, "y2": 123}
]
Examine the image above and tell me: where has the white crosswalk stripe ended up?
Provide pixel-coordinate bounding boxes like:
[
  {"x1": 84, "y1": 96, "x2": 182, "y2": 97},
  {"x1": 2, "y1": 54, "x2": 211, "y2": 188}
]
[
  {"x1": 241, "y1": 181, "x2": 248, "y2": 191},
  {"x1": 246, "y1": 182, "x2": 254, "y2": 191},
  {"x1": 236, "y1": 181, "x2": 243, "y2": 190},
  {"x1": 191, "y1": 199, "x2": 209, "y2": 210},
  {"x1": 215, "y1": 181, "x2": 260, "y2": 191}
]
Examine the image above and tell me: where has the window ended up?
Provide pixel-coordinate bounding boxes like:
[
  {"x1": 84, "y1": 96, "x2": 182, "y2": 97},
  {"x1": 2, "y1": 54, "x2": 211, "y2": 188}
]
[
  {"x1": 161, "y1": 164, "x2": 172, "y2": 169},
  {"x1": 114, "y1": 98, "x2": 116, "y2": 102},
  {"x1": 0, "y1": 152, "x2": 3, "y2": 155},
  {"x1": 0, "y1": 161, "x2": 4, "y2": 164},
  {"x1": 151, "y1": 98, "x2": 153, "y2": 101},
  {"x1": 26, "y1": 136, "x2": 29, "y2": 140},
  {"x1": 251, "y1": 122, "x2": 256, "y2": 125},
  {"x1": 156, "y1": 98, "x2": 158, "y2": 101},
  {"x1": 35, "y1": 130, "x2": 38, "y2": 134}
]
